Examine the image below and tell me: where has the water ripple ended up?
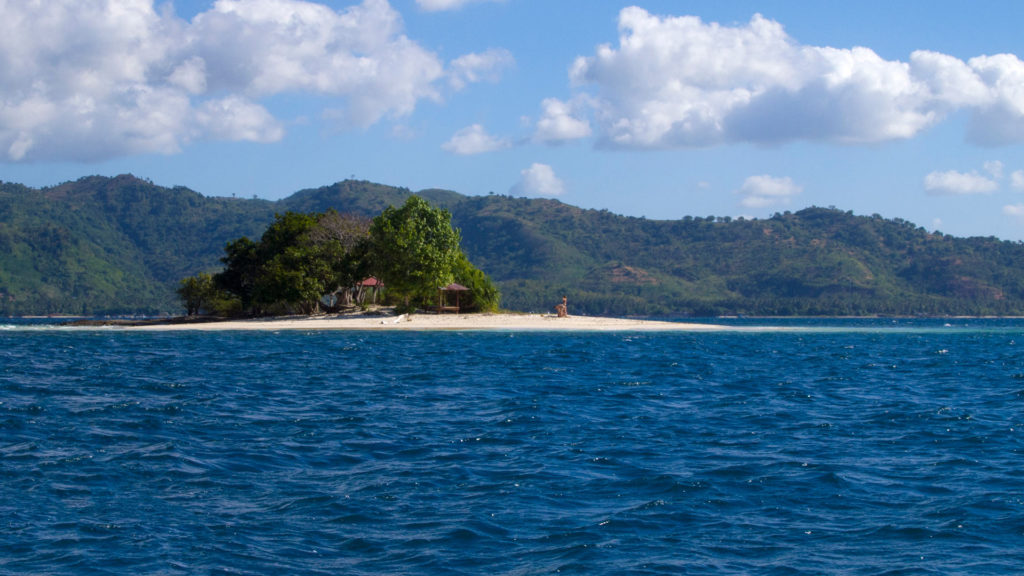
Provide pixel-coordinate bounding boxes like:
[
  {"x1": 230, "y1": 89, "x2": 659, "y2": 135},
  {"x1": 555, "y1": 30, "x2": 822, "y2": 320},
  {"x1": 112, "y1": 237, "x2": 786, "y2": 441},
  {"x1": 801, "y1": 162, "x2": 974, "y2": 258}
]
[{"x1": 3, "y1": 323, "x2": 1024, "y2": 573}]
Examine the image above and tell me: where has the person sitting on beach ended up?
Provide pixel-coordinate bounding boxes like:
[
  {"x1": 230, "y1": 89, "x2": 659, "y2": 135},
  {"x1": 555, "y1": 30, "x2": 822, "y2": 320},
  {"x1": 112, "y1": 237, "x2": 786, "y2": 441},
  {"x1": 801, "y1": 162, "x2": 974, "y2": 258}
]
[{"x1": 555, "y1": 295, "x2": 568, "y2": 318}]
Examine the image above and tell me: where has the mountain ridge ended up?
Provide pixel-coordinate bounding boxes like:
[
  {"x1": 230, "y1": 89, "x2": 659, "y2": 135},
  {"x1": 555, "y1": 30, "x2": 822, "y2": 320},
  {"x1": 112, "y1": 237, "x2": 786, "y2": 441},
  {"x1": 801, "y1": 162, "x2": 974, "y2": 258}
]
[{"x1": 2, "y1": 174, "x2": 1023, "y2": 316}]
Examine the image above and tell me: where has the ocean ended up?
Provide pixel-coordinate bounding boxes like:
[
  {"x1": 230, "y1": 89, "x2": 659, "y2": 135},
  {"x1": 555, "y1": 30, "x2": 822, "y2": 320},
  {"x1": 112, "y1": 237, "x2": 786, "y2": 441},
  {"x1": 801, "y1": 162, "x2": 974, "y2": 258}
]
[{"x1": 2, "y1": 318, "x2": 1023, "y2": 574}]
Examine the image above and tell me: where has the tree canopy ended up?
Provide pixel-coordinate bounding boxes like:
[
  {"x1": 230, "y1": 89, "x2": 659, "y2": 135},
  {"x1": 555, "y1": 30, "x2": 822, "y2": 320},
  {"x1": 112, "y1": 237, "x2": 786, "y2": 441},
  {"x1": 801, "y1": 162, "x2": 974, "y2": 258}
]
[
  {"x1": 369, "y1": 195, "x2": 461, "y2": 311},
  {"x1": 204, "y1": 210, "x2": 370, "y2": 315},
  {"x1": 187, "y1": 200, "x2": 498, "y2": 316},
  {"x1": 176, "y1": 272, "x2": 216, "y2": 316}
]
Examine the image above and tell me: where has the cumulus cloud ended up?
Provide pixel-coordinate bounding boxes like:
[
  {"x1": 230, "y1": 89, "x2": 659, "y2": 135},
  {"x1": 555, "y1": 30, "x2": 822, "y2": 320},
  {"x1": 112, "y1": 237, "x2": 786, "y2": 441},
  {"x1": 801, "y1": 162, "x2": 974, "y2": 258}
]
[
  {"x1": 195, "y1": 96, "x2": 285, "y2": 142},
  {"x1": 1012, "y1": 170, "x2": 1024, "y2": 191},
  {"x1": 924, "y1": 170, "x2": 999, "y2": 195},
  {"x1": 1003, "y1": 204, "x2": 1024, "y2": 217},
  {"x1": 534, "y1": 98, "x2": 592, "y2": 143},
  {"x1": 448, "y1": 48, "x2": 515, "y2": 91},
  {"x1": 189, "y1": 0, "x2": 443, "y2": 127},
  {"x1": 963, "y1": 54, "x2": 1024, "y2": 146},
  {"x1": 441, "y1": 124, "x2": 509, "y2": 155},
  {"x1": 416, "y1": 0, "x2": 502, "y2": 11},
  {"x1": 0, "y1": 0, "x2": 462, "y2": 162},
  {"x1": 554, "y1": 8, "x2": 1024, "y2": 149},
  {"x1": 984, "y1": 160, "x2": 1005, "y2": 179},
  {"x1": 510, "y1": 163, "x2": 566, "y2": 197},
  {"x1": 738, "y1": 175, "x2": 801, "y2": 208}
]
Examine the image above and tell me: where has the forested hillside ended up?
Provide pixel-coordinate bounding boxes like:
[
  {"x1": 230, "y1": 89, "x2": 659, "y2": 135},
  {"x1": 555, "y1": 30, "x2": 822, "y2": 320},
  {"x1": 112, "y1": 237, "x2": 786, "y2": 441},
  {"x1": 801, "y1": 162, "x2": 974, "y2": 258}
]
[
  {"x1": 0, "y1": 175, "x2": 274, "y2": 314},
  {"x1": 3, "y1": 174, "x2": 1024, "y2": 316}
]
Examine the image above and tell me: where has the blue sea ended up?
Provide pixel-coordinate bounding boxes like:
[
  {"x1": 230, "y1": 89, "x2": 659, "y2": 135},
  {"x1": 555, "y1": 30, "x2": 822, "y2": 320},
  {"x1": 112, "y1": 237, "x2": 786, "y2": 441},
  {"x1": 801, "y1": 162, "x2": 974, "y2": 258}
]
[{"x1": 3, "y1": 318, "x2": 1024, "y2": 575}]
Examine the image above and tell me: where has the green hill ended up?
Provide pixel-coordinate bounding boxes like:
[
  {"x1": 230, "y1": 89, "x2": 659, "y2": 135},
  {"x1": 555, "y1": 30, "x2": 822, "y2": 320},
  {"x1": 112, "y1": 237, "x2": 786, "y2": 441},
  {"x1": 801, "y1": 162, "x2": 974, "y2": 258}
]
[
  {"x1": 2, "y1": 174, "x2": 1024, "y2": 316},
  {"x1": 0, "y1": 175, "x2": 274, "y2": 314}
]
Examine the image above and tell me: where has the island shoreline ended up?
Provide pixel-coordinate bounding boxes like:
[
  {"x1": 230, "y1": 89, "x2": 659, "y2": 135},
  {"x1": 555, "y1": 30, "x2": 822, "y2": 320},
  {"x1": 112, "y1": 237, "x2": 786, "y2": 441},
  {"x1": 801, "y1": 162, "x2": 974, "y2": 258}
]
[{"x1": 64, "y1": 312, "x2": 734, "y2": 332}]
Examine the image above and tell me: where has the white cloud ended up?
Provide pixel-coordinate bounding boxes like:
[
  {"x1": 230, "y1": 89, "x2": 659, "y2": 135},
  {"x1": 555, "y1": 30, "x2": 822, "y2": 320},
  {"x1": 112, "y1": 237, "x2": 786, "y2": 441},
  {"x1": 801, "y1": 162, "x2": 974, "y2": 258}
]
[
  {"x1": 169, "y1": 57, "x2": 208, "y2": 95},
  {"x1": 0, "y1": 1, "x2": 188, "y2": 161},
  {"x1": 964, "y1": 54, "x2": 1024, "y2": 145},
  {"x1": 190, "y1": 0, "x2": 443, "y2": 128},
  {"x1": 416, "y1": 0, "x2": 502, "y2": 11},
  {"x1": 0, "y1": 0, "x2": 460, "y2": 162},
  {"x1": 1003, "y1": 204, "x2": 1024, "y2": 217},
  {"x1": 560, "y1": 8, "x2": 1024, "y2": 148},
  {"x1": 510, "y1": 163, "x2": 566, "y2": 197},
  {"x1": 448, "y1": 48, "x2": 515, "y2": 91},
  {"x1": 1012, "y1": 170, "x2": 1024, "y2": 191},
  {"x1": 534, "y1": 98, "x2": 592, "y2": 143},
  {"x1": 924, "y1": 170, "x2": 999, "y2": 195},
  {"x1": 738, "y1": 175, "x2": 801, "y2": 208},
  {"x1": 441, "y1": 124, "x2": 509, "y2": 155},
  {"x1": 909, "y1": 50, "x2": 991, "y2": 114},
  {"x1": 195, "y1": 96, "x2": 285, "y2": 142},
  {"x1": 984, "y1": 160, "x2": 1005, "y2": 179}
]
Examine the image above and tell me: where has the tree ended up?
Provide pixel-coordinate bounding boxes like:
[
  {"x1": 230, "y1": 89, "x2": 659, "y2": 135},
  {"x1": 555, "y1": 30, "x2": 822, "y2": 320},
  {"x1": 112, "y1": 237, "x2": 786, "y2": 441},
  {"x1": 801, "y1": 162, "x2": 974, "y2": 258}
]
[
  {"x1": 215, "y1": 236, "x2": 260, "y2": 312},
  {"x1": 453, "y1": 251, "x2": 500, "y2": 312},
  {"x1": 307, "y1": 210, "x2": 371, "y2": 252},
  {"x1": 194, "y1": 203, "x2": 497, "y2": 317},
  {"x1": 250, "y1": 212, "x2": 327, "y2": 314},
  {"x1": 306, "y1": 210, "x2": 371, "y2": 295},
  {"x1": 176, "y1": 272, "x2": 218, "y2": 316},
  {"x1": 213, "y1": 211, "x2": 368, "y2": 315},
  {"x1": 369, "y1": 196, "x2": 461, "y2": 311}
]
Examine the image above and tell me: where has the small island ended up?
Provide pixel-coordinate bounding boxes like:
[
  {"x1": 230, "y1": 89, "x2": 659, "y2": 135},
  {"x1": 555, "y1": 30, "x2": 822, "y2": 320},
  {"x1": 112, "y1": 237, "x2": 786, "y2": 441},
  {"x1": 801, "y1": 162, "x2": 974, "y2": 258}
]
[
  {"x1": 174, "y1": 195, "x2": 500, "y2": 322},
  {"x1": 75, "y1": 194, "x2": 717, "y2": 332},
  {"x1": 76, "y1": 309, "x2": 725, "y2": 332}
]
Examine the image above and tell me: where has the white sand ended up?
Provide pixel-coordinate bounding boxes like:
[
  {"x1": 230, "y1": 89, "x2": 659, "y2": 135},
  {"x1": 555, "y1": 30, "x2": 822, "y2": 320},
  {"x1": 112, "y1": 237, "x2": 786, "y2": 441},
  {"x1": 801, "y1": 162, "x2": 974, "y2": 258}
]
[{"x1": 122, "y1": 313, "x2": 729, "y2": 332}]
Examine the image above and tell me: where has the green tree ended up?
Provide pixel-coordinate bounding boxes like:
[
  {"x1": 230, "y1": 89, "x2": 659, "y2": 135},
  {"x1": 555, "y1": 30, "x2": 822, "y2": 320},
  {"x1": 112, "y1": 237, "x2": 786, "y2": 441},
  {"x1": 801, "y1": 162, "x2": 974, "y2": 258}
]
[
  {"x1": 369, "y1": 196, "x2": 461, "y2": 311},
  {"x1": 176, "y1": 272, "x2": 218, "y2": 316},
  {"x1": 213, "y1": 211, "x2": 370, "y2": 315},
  {"x1": 250, "y1": 212, "x2": 324, "y2": 313},
  {"x1": 453, "y1": 251, "x2": 500, "y2": 312},
  {"x1": 215, "y1": 236, "x2": 260, "y2": 312}
]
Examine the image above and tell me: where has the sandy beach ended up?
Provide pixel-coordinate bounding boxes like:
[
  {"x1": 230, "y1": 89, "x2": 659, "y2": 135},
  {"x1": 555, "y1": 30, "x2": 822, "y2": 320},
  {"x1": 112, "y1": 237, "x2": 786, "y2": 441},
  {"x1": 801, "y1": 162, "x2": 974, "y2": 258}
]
[{"x1": 113, "y1": 312, "x2": 729, "y2": 332}]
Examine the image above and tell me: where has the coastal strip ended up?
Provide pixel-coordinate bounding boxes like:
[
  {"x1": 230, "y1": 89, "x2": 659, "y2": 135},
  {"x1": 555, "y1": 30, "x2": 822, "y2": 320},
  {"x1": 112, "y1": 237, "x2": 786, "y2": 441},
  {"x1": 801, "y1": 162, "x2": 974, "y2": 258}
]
[{"x1": 89, "y1": 313, "x2": 731, "y2": 332}]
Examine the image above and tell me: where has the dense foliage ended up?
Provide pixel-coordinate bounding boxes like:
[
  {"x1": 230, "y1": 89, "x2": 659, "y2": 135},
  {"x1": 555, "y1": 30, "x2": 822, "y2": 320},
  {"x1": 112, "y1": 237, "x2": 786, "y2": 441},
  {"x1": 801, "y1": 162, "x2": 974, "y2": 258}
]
[
  {"x1": 176, "y1": 272, "x2": 218, "y2": 316},
  {"x1": 369, "y1": 196, "x2": 461, "y2": 311},
  {"x1": 3, "y1": 174, "x2": 1024, "y2": 317},
  {"x1": 0, "y1": 175, "x2": 273, "y2": 315},
  {"x1": 206, "y1": 211, "x2": 367, "y2": 315},
  {"x1": 197, "y1": 199, "x2": 497, "y2": 316}
]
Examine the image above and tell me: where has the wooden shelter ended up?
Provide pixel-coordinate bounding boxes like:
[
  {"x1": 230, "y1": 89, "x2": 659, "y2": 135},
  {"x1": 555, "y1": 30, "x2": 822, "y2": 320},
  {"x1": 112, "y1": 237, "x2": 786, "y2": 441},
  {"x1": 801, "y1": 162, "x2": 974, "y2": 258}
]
[
  {"x1": 357, "y1": 277, "x2": 383, "y2": 305},
  {"x1": 438, "y1": 282, "x2": 469, "y2": 313}
]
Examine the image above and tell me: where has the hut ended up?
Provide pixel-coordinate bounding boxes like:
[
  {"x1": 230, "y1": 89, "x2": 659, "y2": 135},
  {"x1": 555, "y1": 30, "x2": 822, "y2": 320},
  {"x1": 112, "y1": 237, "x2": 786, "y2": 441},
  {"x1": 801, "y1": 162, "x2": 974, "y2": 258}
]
[
  {"x1": 438, "y1": 282, "x2": 469, "y2": 313},
  {"x1": 357, "y1": 277, "x2": 383, "y2": 305}
]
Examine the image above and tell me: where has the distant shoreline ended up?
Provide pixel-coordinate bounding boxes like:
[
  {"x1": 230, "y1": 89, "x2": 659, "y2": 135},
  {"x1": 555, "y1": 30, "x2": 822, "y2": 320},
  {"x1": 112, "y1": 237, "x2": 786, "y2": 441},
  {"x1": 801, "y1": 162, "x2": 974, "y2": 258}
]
[
  {"x1": 62, "y1": 312, "x2": 732, "y2": 332},
  {"x1": 9, "y1": 313, "x2": 1019, "y2": 334}
]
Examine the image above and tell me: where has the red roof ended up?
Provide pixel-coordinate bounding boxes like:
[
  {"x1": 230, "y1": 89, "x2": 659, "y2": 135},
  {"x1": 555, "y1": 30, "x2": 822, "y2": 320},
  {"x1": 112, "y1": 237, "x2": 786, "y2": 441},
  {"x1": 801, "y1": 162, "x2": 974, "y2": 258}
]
[{"x1": 360, "y1": 277, "x2": 382, "y2": 287}]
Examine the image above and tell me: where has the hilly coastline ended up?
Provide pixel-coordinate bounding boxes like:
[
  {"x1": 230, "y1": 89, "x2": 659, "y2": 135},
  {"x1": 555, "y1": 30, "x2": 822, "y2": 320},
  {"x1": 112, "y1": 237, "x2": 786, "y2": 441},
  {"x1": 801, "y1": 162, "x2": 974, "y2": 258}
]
[{"x1": 2, "y1": 174, "x2": 1024, "y2": 317}]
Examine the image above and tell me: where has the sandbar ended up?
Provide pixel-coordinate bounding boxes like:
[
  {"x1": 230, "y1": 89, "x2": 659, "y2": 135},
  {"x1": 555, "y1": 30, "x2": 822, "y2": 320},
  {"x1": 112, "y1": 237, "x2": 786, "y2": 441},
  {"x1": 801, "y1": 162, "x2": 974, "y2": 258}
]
[{"x1": 112, "y1": 313, "x2": 729, "y2": 332}]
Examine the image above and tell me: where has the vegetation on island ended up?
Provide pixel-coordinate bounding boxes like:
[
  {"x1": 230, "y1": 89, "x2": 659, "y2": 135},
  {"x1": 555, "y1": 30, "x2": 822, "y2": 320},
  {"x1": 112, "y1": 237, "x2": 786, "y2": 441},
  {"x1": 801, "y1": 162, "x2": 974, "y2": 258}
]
[
  {"x1": 4, "y1": 174, "x2": 1024, "y2": 317},
  {"x1": 176, "y1": 196, "x2": 500, "y2": 316},
  {"x1": 368, "y1": 196, "x2": 461, "y2": 310}
]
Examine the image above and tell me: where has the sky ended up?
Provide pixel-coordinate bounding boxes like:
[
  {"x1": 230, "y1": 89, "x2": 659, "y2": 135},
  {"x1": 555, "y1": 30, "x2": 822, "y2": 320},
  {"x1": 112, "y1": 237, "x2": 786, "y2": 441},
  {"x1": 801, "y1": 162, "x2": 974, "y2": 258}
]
[{"x1": 3, "y1": 1, "x2": 1024, "y2": 240}]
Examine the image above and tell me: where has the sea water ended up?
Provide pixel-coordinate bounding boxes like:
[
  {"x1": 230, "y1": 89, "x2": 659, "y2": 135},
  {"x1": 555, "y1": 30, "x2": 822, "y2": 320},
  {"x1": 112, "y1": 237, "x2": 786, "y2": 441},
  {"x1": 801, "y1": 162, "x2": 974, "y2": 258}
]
[{"x1": 2, "y1": 319, "x2": 1024, "y2": 574}]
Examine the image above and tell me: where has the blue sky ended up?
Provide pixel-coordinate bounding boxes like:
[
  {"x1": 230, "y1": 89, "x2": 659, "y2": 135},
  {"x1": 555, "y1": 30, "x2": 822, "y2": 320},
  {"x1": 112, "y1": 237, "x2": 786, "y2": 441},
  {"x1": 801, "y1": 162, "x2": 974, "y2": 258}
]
[{"x1": 3, "y1": 1, "x2": 1024, "y2": 240}]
